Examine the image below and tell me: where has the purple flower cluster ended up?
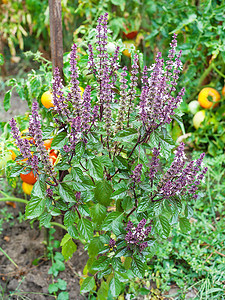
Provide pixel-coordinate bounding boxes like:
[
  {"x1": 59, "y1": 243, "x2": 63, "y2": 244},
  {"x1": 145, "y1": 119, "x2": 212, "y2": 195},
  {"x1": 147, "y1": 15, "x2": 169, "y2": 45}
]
[
  {"x1": 109, "y1": 238, "x2": 116, "y2": 249},
  {"x1": 157, "y1": 143, "x2": 207, "y2": 199},
  {"x1": 149, "y1": 147, "x2": 160, "y2": 182},
  {"x1": 125, "y1": 219, "x2": 151, "y2": 252},
  {"x1": 115, "y1": 66, "x2": 128, "y2": 132},
  {"x1": 131, "y1": 164, "x2": 143, "y2": 183},
  {"x1": 29, "y1": 102, "x2": 57, "y2": 178},
  {"x1": 138, "y1": 34, "x2": 185, "y2": 130}
]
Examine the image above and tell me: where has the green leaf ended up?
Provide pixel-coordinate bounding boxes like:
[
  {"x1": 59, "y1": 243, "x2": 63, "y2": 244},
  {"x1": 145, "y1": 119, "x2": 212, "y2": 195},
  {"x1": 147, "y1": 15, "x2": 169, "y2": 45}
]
[
  {"x1": 114, "y1": 128, "x2": 138, "y2": 142},
  {"x1": 80, "y1": 277, "x2": 96, "y2": 294},
  {"x1": 67, "y1": 224, "x2": 79, "y2": 239},
  {"x1": 57, "y1": 292, "x2": 69, "y2": 300},
  {"x1": 0, "y1": 53, "x2": 4, "y2": 66},
  {"x1": 109, "y1": 277, "x2": 122, "y2": 298},
  {"x1": 184, "y1": 204, "x2": 194, "y2": 219},
  {"x1": 179, "y1": 217, "x2": 191, "y2": 234},
  {"x1": 101, "y1": 212, "x2": 124, "y2": 235},
  {"x1": 88, "y1": 236, "x2": 105, "y2": 258},
  {"x1": 64, "y1": 211, "x2": 77, "y2": 227},
  {"x1": 60, "y1": 233, "x2": 72, "y2": 247},
  {"x1": 71, "y1": 167, "x2": 84, "y2": 182},
  {"x1": 131, "y1": 256, "x2": 145, "y2": 278},
  {"x1": 39, "y1": 212, "x2": 52, "y2": 227},
  {"x1": 91, "y1": 256, "x2": 110, "y2": 271},
  {"x1": 87, "y1": 157, "x2": 103, "y2": 180},
  {"x1": 10, "y1": 164, "x2": 24, "y2": 177},
  {"x1": 90, "y1": 203, "x2": 107, "y2": 225},
  {"x1": 4, "y1": 90, "x2": 12, "y2": 112},
  {"x1": 97, "y1": 281, "x2": 109, "y2": 300},
  {"x1": 51, "y1": 131, "x2": 67, "y2": 149},
  {"x1": 48, "y1": 283, "x2": 58, "y2": 293},
  {"x1": 78, "y1": 218, "x2": 93, "y2": 241},
  {"x1": 137, "y1": 198, "x2": 151, "y2": 213},
  {"x1": 114, "y1": 156, "x2": 128, "y2": 169},
  {"x1": 155, "y1": 215, "x2": 171, "y2": 238},
  {"x1": 94, "y1": 180, "x2": 113, "y2": 206},
  {"x1": 56, "y1": 279, "x2": 67, "y2": 290},
  {"x1": 61, "y1": 239, "x2": 77, "y2": 261},
  {"x1": 25, "y1": 182, "x2": 45, "y2": 219},
  {"x1": 59, "y1": 183, "x2": 77, "y2": 202}
]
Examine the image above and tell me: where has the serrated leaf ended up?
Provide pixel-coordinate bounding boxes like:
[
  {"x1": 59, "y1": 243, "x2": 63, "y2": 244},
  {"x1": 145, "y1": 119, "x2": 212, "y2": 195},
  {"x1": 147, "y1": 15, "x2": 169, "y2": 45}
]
[
  {"x1": 137, "y1": 198, "x2": 151, "y2": 213},
  {"x1": 101, "y1": 212, "x2": 124, "y2": 235},
  {"x1": 59, "y1": 183, "x2": 77, "y2": 202},
  {"x1": 91, "y1": 256, "x2": 110, "y2": 271},
  {"x1": 61, "y1": 239, "x2": 77, "y2": 261},
  {"x1": 155, "y1": 215, "x2": 171, "y2": 238},
  {"x1": 51, "y1": 131, "x2": 67, "y2": 149},
  {"x1": 131, "y1": 256, "x2": 145, "y2": 278},
  {"x1": 80, "y1": 277, "x2": 96, "y2": 294},
  {"x1": 109, "y1": 277, "x2": 122, "y2": 298},
  {"x1": 78, "y1": 218, "x2": 93, "y2": 241},
  {"x1": 179, "y1": 217, "x2": 191, "y2": 233},
  {"x1": 114, "y1": 128, "x2": 138, "y2": 142},
  {"x1": 94, "y1": 179, "x2": 113, "y2": 206},
  {"x1": 39, "y1": 212, "x2": 52, "y2": 227},
  {"x1": 67, "y1": 224, "x2": 79, "y2": 239},
  {"x1": 184, "y1": 204, "x2": 194, "y2": 219},
  {"x1": 10, "y1": 163, "x2": 24, "y2": 177},
  {"x1": 97, "y1": 281, "x2": 109, "y2": 300},
  {"x1": 25, "y1": 182, "x2": 45, "y2": 219},
  {"x1": 64, "y1": 210, "x2": 77, "y2": 227},
  {"x1": 88, "y1": 237, "x2": 105, "y2": 258},
  {"x1": 60, "y1": 233, "x2": 72, "y2": 247},
  {"x1": 4, "y1": 90, "x2": 12, "y2": 112},
  {"x1": 90, "y1": 203, "x2": 107, "y2": 225},
  {"x1": 87, "y1": 157, "x2": 103, "y2": 180}
]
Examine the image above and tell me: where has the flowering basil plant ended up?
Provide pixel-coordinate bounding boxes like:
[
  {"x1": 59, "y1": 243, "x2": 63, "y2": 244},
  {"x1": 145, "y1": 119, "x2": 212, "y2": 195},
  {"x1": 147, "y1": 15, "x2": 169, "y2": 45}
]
[{"x1": 9, "y1": 13, "x2": 207, "y2": 298}]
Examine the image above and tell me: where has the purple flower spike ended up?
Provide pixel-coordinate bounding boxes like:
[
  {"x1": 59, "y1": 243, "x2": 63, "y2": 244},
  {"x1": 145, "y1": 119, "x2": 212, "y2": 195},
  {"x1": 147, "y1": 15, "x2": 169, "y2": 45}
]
[{"x1": 131, "y1": 164, "x2": 143, "y2": 183}]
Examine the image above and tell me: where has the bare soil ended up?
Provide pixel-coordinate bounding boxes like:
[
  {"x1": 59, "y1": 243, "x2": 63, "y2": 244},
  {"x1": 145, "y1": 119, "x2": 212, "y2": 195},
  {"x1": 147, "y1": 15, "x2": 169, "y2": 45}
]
[{"x1": 0, "y1": 201, "x2": 88, "y2": 299}]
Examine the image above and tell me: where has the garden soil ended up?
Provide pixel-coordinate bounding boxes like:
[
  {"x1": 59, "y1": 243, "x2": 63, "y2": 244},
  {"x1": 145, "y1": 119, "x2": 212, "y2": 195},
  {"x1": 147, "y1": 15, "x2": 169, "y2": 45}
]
[{"x1": 0, "y1": 201, "x2": 88, "y2": 299}]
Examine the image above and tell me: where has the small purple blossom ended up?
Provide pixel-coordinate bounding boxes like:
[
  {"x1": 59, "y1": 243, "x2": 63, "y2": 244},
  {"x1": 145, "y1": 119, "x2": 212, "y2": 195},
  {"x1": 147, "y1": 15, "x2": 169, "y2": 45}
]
[
  {"x1": 149, "y1": 147, "x2": 160, "y2": 182},
  {"x1": 109, "y1": 238, "x2": 116, "y2": 249},
  {"x1": 125, "y1": 219, "x2": 151, "y2": 252},
  {"x1": 131, "y1": 164, "x2": 143, "y2": 183}
]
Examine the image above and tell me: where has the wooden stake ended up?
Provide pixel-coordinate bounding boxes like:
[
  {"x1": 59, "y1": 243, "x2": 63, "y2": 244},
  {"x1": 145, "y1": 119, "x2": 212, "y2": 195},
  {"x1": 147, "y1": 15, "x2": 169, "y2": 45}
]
[{"x1": 48, "y1": 0, "x2": 64, "y2": 82}]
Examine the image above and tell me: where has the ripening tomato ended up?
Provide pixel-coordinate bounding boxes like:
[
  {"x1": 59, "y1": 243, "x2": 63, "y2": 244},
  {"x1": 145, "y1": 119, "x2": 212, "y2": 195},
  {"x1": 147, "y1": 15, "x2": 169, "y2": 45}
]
[
  {"x1": 41, "y1": 91, "x2": 54, "y2": 109},
  {"x1": 198, "y1": 87, "x2": 220, "y2": 109},
  {"x1": 122, "y1": 41, "x2": 135, "y2": 58},
  {"x1": 49, "y1": 150, "x2": 57, "y2": 165},
  {"x1": 222, "y1": 86, "x2": 225, "y2": 97},
  {"x1": 123, "y1": 30, "x2": 138, "y2": 39},
  {"x1": 44, "y1": 138, "x2": 53, "y2": 150},
  {"x1": 22, "y1": 182, "x2": 33, "y2": 195},
  {"x1": 20, "y1": 170, "x2": 37, "y2": 185}
]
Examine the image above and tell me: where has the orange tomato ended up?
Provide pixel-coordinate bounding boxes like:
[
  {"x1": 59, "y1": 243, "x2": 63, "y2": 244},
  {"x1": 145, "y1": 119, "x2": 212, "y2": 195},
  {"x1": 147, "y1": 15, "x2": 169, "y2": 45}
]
[
  {"x1": 222, "y1": 86, "x2": 225, "y2": 97},
  {"x1": 41, "y1": 91, "x2": 54, "y2": 109},
  {"x1": 122, "y1": 41, "x2": 135, "y2": 58},
  {"x1": 20, "y1": 170, "x2": 37, "y2": 185},
  {"x1": 44, "y1": 138, "x2": 53, "y2": 150},
  {"x1": 198, "y1": 87, "x2": 220, "y2": 109},
  {"x1": 49, "y1": 150, "x2": 57, "y2": 165},
  {"x1": 22, "y1": 182, "x2": 33, "y2": 195},
  {"x1": 9, "y1": 150, "x2": 16, "y2": 160}
]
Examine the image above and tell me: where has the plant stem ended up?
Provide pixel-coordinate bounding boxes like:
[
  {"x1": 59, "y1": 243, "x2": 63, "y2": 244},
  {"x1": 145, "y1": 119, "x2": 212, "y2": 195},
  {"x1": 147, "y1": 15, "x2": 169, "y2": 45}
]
[
  {"x1": 50, "y1": 222, "x2": 67, "y2": 231},
  {"x1": 0, "y1": 197, "x2": 28, "y2": 204},
  {"x1": 0, "y1": 247, "x2": 18, "y2": 268}
]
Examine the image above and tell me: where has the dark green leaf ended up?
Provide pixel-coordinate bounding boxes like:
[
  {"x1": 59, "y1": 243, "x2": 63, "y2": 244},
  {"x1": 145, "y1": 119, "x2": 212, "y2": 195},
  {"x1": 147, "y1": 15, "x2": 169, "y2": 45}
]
[
  {"x1": 179, "y1": 217, "x2": 191, "y2": 233},
  {"x1": 4, "y1": 90, "x2": 12, "y2": 112},
  {"x1": 91, "y1": 256, "x2": 110, "y2": 271},
  {"x1": 131, "y1": 256, "x2": 145, "y2": 278},
  {"x1": 114, "y1": 128, "x2": 138, "y2": 142},
  {"x1": 94, "y1": 180, "x2": 113, "y2": 206},
  {"x1": 51, "y1": 132, "x2": 67, "y2": 149},
  {"x1": 102, "y1": 212, "x2": 124, "y2": 235},
  {"x1": 97, "y1": 281, "x2": 109, "y2": 300},
  {"x1": 64, "y1": 210, "x2": 77, "y2": 227},
  {"x1": 87, "y1": 157, "x2": 103, "y2": 180},
  {"x1": 155, "y1": 215, "x2": 171, "y2": 238},
  {"x1": 59, "y1": 183, "x2": 77, "y2": 202}
]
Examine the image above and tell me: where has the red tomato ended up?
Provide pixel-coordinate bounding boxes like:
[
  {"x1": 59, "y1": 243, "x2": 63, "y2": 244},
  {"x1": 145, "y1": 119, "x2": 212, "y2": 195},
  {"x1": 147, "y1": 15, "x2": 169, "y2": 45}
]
[
  {"x1": 123, "y1": 30, "x2": 138, "y2": 39},
  {"x1": 49, "y1": 150, "x2": 57, "y2": 165},
  {"x1": 20, "y1": 170, "x2": 37, "y2": 185}
]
